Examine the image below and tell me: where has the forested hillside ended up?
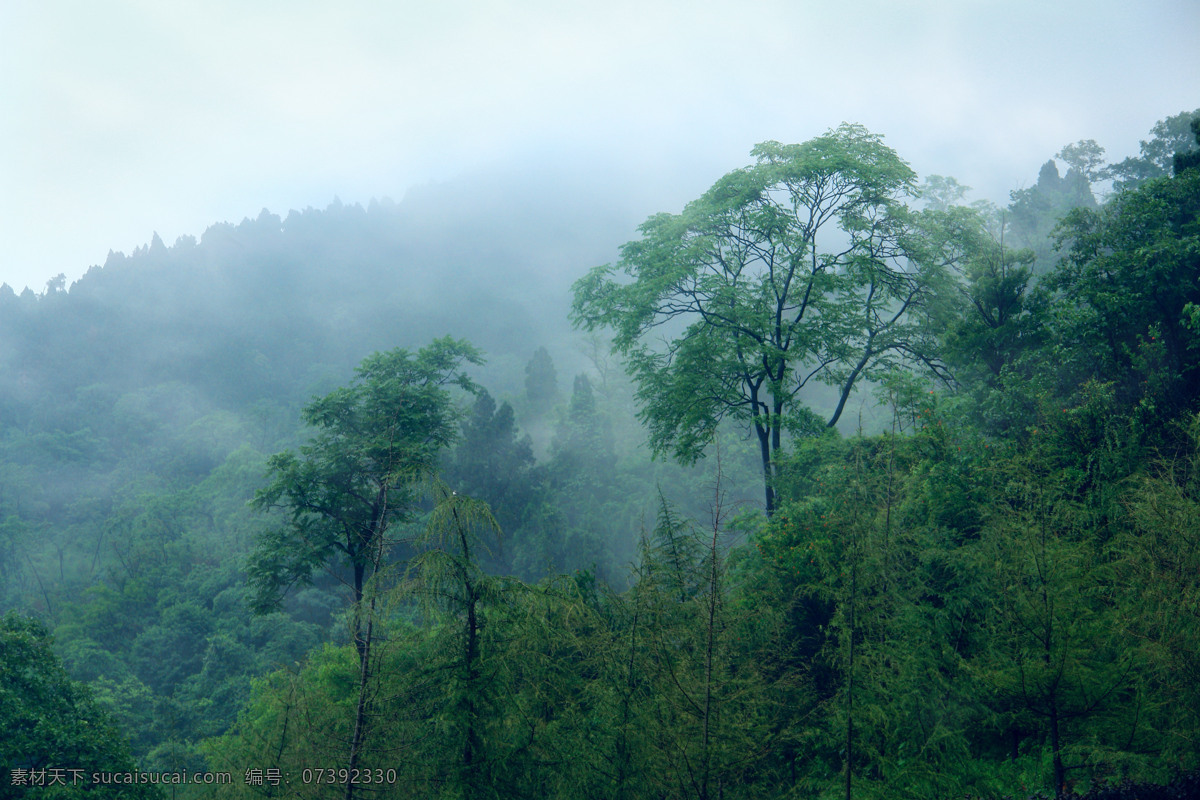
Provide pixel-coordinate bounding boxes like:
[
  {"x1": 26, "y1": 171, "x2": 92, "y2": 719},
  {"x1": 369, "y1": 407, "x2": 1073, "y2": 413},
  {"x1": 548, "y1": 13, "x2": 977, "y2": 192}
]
[{"x1": 2, "y1": 110, "x2": 1199, "y2": 800}]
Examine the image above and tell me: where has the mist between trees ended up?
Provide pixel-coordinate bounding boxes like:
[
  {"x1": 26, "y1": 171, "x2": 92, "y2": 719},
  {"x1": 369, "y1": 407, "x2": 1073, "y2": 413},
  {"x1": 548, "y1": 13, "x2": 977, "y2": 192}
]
[{"x1": 1, "y1": 110, "x2": 1199, "y2": 800}]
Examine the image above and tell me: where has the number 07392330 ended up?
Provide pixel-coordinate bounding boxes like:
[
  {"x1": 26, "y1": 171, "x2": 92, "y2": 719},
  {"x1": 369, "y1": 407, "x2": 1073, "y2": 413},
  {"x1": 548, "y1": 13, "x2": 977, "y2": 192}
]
[{"x1": 301, "y1": 769, "x2": 397, "y2": 785}]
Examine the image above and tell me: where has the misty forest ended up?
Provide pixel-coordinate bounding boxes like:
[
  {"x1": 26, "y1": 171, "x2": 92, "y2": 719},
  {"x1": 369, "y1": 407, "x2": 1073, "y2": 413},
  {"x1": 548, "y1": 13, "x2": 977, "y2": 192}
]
[{"x1": 4, "y1": 110, "x2": 1200, "y2": 800}]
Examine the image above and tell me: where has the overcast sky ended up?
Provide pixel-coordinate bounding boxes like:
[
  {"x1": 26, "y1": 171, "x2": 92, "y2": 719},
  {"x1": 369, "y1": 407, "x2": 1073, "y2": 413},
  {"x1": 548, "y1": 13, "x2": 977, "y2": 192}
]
[{"x1": 2, "y1": 0, "x2": 1197, "y2": 293}]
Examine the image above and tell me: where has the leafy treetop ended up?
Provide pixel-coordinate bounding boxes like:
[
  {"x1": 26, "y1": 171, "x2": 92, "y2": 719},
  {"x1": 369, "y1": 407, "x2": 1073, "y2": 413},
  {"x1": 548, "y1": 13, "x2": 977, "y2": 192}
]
[{"x1": 572, "y1": 124, "x2": 955, "y2": 513}]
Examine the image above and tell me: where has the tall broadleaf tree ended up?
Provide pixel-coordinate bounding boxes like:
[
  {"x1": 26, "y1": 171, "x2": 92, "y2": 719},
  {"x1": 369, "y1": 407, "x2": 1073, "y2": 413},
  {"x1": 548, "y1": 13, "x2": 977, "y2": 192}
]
[
  {"x1": 572, "y1": 124, "x2": 953, "y2": 514},
  {"x1": 248, "y1": 336, "x2": 482, "y2": 800}
]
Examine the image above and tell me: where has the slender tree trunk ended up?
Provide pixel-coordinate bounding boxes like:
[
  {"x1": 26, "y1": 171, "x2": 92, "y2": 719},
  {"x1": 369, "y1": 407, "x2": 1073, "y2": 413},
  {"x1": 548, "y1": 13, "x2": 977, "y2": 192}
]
[
  {"x1": 614, "y1": 601, "x2": 641, "y2": 800},
  {"x1": 702, "y1": 582, "x2": 715, "y2": 800},
  {"x1": 346, "y1": 489, "x2": 389, "y2": 800},
  {"x1": 1050, "y1": 701, "x2": 1065, "y2": 799},
  {"x1": 844, "y1": 442, "x2": 865, "y2": 800},
  {"x1": 461, "y1": 592, "x2": 480, "y2": 800},
  {"x1": 345, "y1": 609, "x2": 375, "y2": 800},
  {"x1": 1038, "y1": 516, "x2": 1066, "y2": 799},
  {"x1": 828, "y1": 343, "x2": 875, "y2": 430},
  {"x1": 771, "y1": 399, "x2": 783, "y2": 458},
  {"x1": 755, "y1": 421, "x2": 775, "y2": 515},
  {"x1": 845, "y1": 557, "x2": 856, "y2": 800},
  {"x1": 23, "y1": 548, "x2": 53, "y2": 616},
  {"x1": 351, "y1": 559, "x2": 366, "y2": 651},
  {"x1": 453, "y1": 504, "x2": 483, "y2": 800},
  {"x1": 700, "y1": 470, "x2": 727, "y2": 800}
]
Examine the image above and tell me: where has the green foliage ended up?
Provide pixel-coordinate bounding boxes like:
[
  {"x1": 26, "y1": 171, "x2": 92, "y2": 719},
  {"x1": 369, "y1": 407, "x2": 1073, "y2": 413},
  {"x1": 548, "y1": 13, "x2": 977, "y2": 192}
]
[
  {"x1": 203, "y1": 644, "x2": 364, "y2": 799},
  {"x1": 940, "y1": 213, "x2": 1038, "y2": 387},
  {"x1": 759, "y1": 422, "x2": 991, "y2": 799},
  {"x1": 248, "y1": 337, "x2": 483, "y2": 612},
  {"x1": 1048, "y1": 165, "x2": 1200, "y2": 422},
  {"x1": 246, "y1": 341, "x2": 484, "y2": 800},
  {"x1": 6, "y1": 110, "x2": 1200, "y2": 799},
  {"x1": 1114, "y1": 415, "x2": 1200, "y2": 770},
  {"x1": 1009, "y1": 159, "x2": 1097, "y2": 273},
  {"x1": 919, "y1": 174, "x2": 972, "y2": 211},
  {"x1": 1, "y1": 613, "x2": 159, "y2": 799},
  {"x1": 969, "y1": 429, "x2": 1140, "y2": 796},
  {"x1": 507, "y1": 373, "x2": 626, "y2": 580},
  {"x1": 1057, "y1": 140, "x2": 1107, "y2": 185},
  {"x1": 572, "y1": 124, "x2": 954, "y2": 513},
  {"x1": 1104, "y1": 109, "x2": 1200, "y2": 192},
  {"x1": 446, "y1": 388, "x2": 538, "y2": 571},
  {"x1": 209, "y1": 489, "x2": 510, "y2": 799},
  {"x1": 1056, "y1": 140, "x2": 1108, "y2": 185},
  {"x1": 1174, "y1": 118, "x2": 1200, "y2": 175}
]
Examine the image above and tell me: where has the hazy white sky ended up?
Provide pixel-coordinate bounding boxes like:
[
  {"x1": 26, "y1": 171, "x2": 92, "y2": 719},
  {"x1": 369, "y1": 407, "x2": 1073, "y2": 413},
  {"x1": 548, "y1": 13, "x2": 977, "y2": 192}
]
[{"x1": 2, "y1": 0, "x2": 1197, "y2": 292}]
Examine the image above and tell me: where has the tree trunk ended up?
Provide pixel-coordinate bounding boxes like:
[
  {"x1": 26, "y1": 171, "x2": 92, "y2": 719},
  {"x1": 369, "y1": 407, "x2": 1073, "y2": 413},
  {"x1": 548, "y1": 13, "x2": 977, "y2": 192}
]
[
  {"x1": 845, "y1": 560, "x2": 856, "y2": 800},
  {"x1": 347, "y1": 491, "x2": 388, "y2": 800},
  {"x1": 755, "y1": 421, "x2": 775, "y2": 515},
  {"x1": 461, "y1": 593, "x2": 481, "y2": 800},
  {"x1": 454, "y1": 504, "x2": 483, "y2": 799},
  {"x1": 1050, "y1": 702, "x2": 1065, "y2": 799},
  {"x1": 345, "y1": 610, "x2": 374, "y2": 800}
]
